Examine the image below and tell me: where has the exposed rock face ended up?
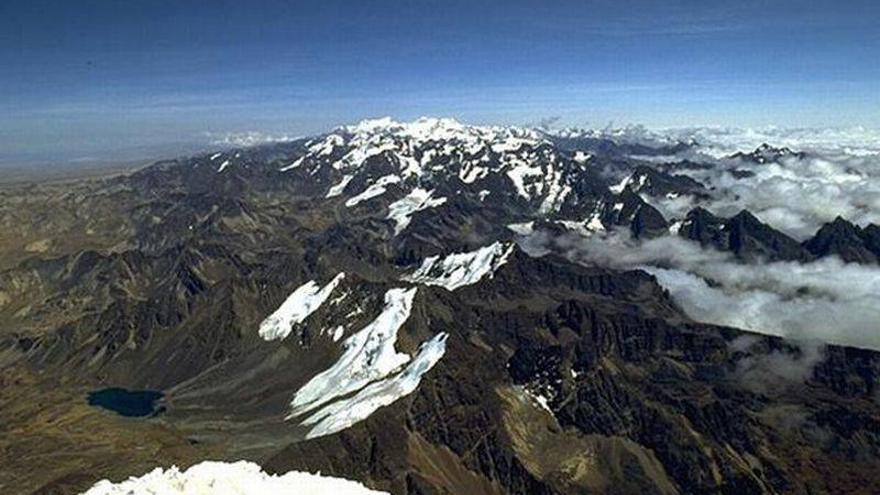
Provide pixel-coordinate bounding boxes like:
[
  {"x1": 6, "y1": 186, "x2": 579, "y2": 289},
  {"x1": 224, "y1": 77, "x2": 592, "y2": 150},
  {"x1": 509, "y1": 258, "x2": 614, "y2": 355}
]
[
  {"x1": 678, "y1": 208, "x2": 813, "y2": 262},
  {"x1": 803, "y1": 217, "x2": 880, "y2": 264},
  {"x1": 2, "y1": 119, "x2": 880, "y2": 495},
  {"x1": 728, "y1": 143, "x2": 807, "y2": 164},
  {"x1": 600, "y1": 189, "x2": 670, "y2": 239},
  {"x1": 613, "y1": 165, "x2": 710, "y2": 200}
]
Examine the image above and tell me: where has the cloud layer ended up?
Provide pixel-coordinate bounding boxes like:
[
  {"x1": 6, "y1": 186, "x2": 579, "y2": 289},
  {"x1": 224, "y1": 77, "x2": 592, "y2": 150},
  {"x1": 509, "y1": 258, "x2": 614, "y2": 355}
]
[
  {"x1": 627, "y1": 127, "x2": 880, "y2": 239},
  {"x1": 206, "y1": 131, "x2": 300, "y2": 147},
  {"x1": 668, "y1": 126, "x2": 880, "y2": 157},
  {"x1": 525, "y1": 231, "x2": 880, "y2": 350}
]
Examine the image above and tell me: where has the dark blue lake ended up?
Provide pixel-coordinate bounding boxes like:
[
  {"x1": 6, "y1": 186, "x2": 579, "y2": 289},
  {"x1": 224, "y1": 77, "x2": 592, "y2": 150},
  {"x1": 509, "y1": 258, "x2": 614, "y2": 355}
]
[{"x1": 87, "y1": 388, "x2": 164, "y2": 417}]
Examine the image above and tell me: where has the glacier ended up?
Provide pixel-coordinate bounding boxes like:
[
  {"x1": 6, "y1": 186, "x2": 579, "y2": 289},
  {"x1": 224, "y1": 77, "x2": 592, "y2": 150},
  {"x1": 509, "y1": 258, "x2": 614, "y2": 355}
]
[
  {"x1": 386, "y1": 188, "x2": 447, "y2": 235},
  {"x1": 326, "y1": 174, "x2": 354, "y2": 197},
  {"x1": 287, "y1": 287, "x2": 417, "y2": 418},
  {"x1": 404, "y1": 242, "x2": 514, "y2": 291},
  {"x1": 258, "y1": 273, "x2": 345, "y2": 341},
  {"x1": 345, "y1": 174, "x2": 401, "y2": 207},
  {"x1": 301, "y1": 332, "x2": 448, "y2": 439}
]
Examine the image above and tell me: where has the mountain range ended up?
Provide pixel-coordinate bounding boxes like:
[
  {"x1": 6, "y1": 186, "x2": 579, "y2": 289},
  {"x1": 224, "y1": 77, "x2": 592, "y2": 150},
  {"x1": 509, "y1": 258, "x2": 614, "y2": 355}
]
[{"x1": 2, "y1": 118, "x2": 880, "y2": 495}]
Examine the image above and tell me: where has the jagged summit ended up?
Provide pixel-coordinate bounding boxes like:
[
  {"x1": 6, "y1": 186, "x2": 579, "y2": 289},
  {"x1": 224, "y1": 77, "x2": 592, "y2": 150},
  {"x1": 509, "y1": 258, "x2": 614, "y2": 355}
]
[
  {"x1": 728, "y1": 142, "x2": 807, "y2": 164},
  {"x1": 803, "y1": 216, "x2": 880, "y2": 263}
]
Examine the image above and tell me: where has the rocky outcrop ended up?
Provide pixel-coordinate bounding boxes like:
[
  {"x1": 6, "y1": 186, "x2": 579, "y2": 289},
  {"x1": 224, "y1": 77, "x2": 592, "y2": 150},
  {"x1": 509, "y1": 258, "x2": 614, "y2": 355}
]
[
  {"x1": 728, "y1": 143, "x2": 807, "y2": 164},
  {"x1": 803, "y1": 217, "x2": 880, "y2": 264},
  {"x1": 678, "y1": 207, "x2": 813, "y2": 262}
]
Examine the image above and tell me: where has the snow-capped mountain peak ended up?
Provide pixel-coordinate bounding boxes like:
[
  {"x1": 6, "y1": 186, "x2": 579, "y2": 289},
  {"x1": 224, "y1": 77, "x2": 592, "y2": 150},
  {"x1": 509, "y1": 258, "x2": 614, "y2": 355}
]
[
  {"x1": 338, "y1": 116, "x2": 544, "y2": 146},
  {"x1": 267, "y1": 117, "x2": 681, "y2": 240}
]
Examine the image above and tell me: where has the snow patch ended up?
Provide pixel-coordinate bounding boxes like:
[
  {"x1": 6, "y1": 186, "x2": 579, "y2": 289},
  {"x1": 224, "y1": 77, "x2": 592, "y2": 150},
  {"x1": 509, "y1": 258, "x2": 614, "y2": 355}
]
[
  {"x1": 404, "y1": 242, "x2": 514, "y2": 291},
  {"x1": 537, "y1": 164, "x2": 571, "y2": 214},
  {"x1": 300, "y1": 333, "x2": 448, "y2": 439},
  {"x1": 217, "y1": 160, "x2": 231, "y2": 173},
  {"x1": 459, "y1": 162, "x2": 489, "y2": 183},
  {"x1": 573, "y1": 151, "x2": 592, "y2": 163},
  {"x1": 337, "y1": 141, "x2": 397, "y2": 172},
  {"x1": 326, "y1": 175, "x2": 354, "y2": 197},
  {"x1": 586, "y1": 211, "x2": 606, "y2": 232},
  {"x1": 507, "y1": 221, "x2": 535, "y2": 235},
  {"x1": 386, "y1": 188, "x2": 447, "y2": 235},
  {"x1": 309, "y1": 134, "x2": 345, "y2": 156},
  {"x1": 556, "y1": 220, "x2": 591, "y2": 236},
  {"x1": 280, "y1": 156, "x2": 305, "y2": 171},
  {"x1": 506, "y1": 163, "x2": 544, "y2": 200},
  {"x1": 259, "y1": 273, "x2": 345, "y2": 341},
  {"x1": 288, "y1": 288, "x2": 417, "y2": 418},
  {"x1": 345, "y1": 175, "x2": 401, "y2": 207},
  {"x1": 609, "y1": 175, "x2": 631, "y2": 194},
  {"x1": 521, "y1": 386, "x2": 554, "y2": 414}
]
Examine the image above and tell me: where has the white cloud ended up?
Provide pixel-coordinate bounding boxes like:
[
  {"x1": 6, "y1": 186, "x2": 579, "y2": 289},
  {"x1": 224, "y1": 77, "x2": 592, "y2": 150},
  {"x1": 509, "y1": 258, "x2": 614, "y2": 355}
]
[
  {"x1": 206, "y1": 131, "x2": 300, "y2": 147},
  {"x1": 633, "y1": 127, "x2": 880, "y2": 238},
  {"x1": 729, "y1": 336, "x2": 826, "y2": 394},
  {"x1": 663, "y1": 126, "x2": 880, "y2": 158}
]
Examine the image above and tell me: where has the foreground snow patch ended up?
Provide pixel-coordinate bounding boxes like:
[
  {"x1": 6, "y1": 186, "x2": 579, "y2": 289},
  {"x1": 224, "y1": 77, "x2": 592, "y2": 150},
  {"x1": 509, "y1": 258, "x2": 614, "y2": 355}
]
[
  {"x1": 259, "y1": 273, "x2": 345, "y2": 341},
  {"x1": 301, "y1": 332, "x2": 448, "y2": 439},
  {"x1": 286, "y1": 287, "x2": 448, "y2": 438},
  {"x1": 82, "y1": 460, "x2": 388, "y2": 495},
  {"x1": 288, "y1": 288, "x2": 417, "y2": 418},
  {"x1": 404, "y1": 242, "x2": 514, "y2": 291}
]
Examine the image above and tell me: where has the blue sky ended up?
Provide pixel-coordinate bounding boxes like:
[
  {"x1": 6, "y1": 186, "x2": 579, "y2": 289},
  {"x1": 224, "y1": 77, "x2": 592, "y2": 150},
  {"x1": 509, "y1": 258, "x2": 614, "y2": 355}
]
[{"x1": 2, "y1": 0, "x2": 879, "y2": 164}]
